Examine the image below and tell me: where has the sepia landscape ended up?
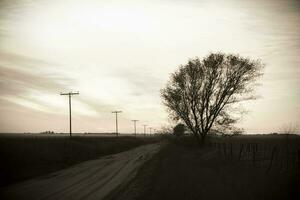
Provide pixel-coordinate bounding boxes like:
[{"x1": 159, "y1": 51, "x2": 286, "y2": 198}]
[{"x1": 0, "y1": 0, "x2": 299, "y2": 200}]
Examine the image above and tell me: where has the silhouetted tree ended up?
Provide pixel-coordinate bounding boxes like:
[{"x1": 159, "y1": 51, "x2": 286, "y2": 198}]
[
  {"x1": 161, "y1": 53, "x2": 263, "y2": 145},
  {"x1": 159, "y1": 125, "x2": 173, "y2": 135},
  {"x1": 173, "y1": 123, "x2": 185, "y2": 137}
]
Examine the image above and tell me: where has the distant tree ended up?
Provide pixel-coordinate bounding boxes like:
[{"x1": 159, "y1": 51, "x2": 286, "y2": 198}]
[
  {"x1": 159, "y1": 125, "x2": 173, "y2": 135},
  {"x1": 173, "y1": 123, "x2": 185, "y2": 137},
  {"x1": 161, "y1": 53, "x2": 263, "y2": 145},
  {"x1": 279, "y1": 123, "x2": 297, "y2": 135}
]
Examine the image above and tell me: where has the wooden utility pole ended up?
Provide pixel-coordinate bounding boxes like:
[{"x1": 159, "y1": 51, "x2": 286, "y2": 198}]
[
  {"x1": 60, "y1": 91, "x2": 79, "y2": 137},
  {"x1": 149, "y1": 127, "x2": 153, "y2": 135},
  {"x1": 112, "y1": 111, "x2": 122, "y2": 137},
  {"x1": 143, "y1": 125, "x2": 147, "y2": 137},
  {"x1": 153, "y1": 128, "x2": 156, "y2": 134},
  {"x1": 131, "y1": 120, "x2": 139, "y2": 137}
]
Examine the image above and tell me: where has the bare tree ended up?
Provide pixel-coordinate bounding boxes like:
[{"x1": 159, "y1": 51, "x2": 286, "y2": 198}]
[
  {"x1": 161, "y1": 53, "x2": 263, "y2": 145},
  {"x1": 279, "y1": 123, "x2": 297, "y2": 135},
  {"x1": 159, "y1": 125, "x2": 173, "y2": 135}
]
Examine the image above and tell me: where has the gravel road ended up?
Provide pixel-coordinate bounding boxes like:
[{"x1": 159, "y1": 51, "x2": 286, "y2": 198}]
[{"x1": 1, "y1": 143, "x2": 162, "y2": 200}]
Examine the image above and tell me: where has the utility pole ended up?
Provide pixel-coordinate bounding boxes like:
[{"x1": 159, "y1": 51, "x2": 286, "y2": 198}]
[
  {"x1": 149, "y1": 127, "x2": 153, "y2": 135},
  {"x1": 143, "y1": 125, "x2": 147, "y2": 137},
  {"x1": 112, "y1": 111, "x2": 122, "y2": 137},
  {"x1": 131, "y1": 120, "x2": 139, "y2": 137},
  {"x1": 60, "y1": 91, "x2": 79, "y2": 137}
]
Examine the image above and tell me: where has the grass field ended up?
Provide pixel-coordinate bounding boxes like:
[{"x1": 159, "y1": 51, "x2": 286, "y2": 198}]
[
  {"x1": 1, "y1": 133, "x2": 299, "y2": 199},
  {"x1": 0, "y1": 133, "x2": 159, "y2": 187},
  {"x1": 112, "y1": 134, "x2": 300, "y2": 200}
]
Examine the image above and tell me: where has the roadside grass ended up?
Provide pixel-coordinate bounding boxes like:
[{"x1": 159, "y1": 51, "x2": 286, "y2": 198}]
[
  {"x1": 0, "y1": 134, "x2": 159, "y2": 187},
  {"x1": 113, "y1": 135, "x2": 300, "y2": 200}
]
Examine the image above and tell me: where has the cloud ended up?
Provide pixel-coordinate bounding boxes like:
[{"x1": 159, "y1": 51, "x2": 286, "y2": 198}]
[
  {"x1": 0, "y1": 51, "x2": 55, "y2": 68},
  {"x1": 0, "y1": 51, "x2": 75, "y2": 114},
  {"x1": 112, "y1": 66, "x2": 163, "y2": 97},
  {"x1": 76, "y1": 96, "x2": 115, "y2": 116},
  {"x1": 0, "y1": 52, "x2": 116, "y2": 117},
  {"x1": 0, "y1": 98, "x2": 72, "y2": 133},
  {"x1": 0, "y1": 64, "x2": 72, "y2": 96}
]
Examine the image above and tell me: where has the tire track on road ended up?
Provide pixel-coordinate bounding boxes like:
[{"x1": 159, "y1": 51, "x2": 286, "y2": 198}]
[{"x1": 41, "y1": 159, "x2": 115, "y2": 200}]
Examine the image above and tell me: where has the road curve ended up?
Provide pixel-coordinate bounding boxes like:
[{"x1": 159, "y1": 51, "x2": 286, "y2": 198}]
[{"x1": 1, "y1": 143, "x2": 162, "y2": 200}]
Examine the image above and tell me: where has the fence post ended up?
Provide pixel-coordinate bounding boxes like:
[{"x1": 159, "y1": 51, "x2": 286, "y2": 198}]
[
  {"x1": 223, "y1": 143, "x2": 227, "y2": 158},
  {"x1": 252, "y1": 143, "x2": 256, "y2": 167},
  {"x1": 286, "y1": 144, "x2": 289, "y2": 170},
  {"x1": 266, "y1": 146, "x2": 277, "y2": 173},
  {"x1": 230, "y1": 143, "x2": 233, "y2": 160},
  {"x1": 247, "y1": 143, "x2": 250, "y2": 153},
  {"x1": 239, "y1": 144, "x2": 244, "y2": 161},
  {"x1": 297, "y1": 149, "x2": 300, "y2": 168}
]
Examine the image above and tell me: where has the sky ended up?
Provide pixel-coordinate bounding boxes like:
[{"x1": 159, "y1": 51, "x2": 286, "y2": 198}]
[{"x1": 0, "y1": 0, "x2": 299, "y2": 134}]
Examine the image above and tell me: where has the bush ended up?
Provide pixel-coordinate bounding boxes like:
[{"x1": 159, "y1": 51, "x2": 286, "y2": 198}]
[{"x1": 173, "y1": 123, "x2": 185, "y2": 137}]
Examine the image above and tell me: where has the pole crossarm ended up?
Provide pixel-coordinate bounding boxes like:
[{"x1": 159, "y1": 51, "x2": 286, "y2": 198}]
[
  {"x1": 111, "y1": 111, "x2": 122, "y2": 114},
  {"x1": 60, "y1": 92, "x2": 79, "y2": 96}
]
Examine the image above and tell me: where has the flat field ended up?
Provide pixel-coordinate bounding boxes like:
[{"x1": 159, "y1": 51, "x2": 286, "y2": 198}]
[
  {"x1": 0, "y1": 133, "x2": 158, "y2": 187},
  {"x1": 1, "y1": 134, "x2": 299, "y2": 200},
  {"x1": 112, "y1": 134, "x2": 300, "y2": 200}
]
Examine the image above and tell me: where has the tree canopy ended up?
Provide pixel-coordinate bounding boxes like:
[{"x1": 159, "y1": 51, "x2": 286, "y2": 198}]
[{"x1": 161, "y1": 53, "x2": 263, "y2": 144}]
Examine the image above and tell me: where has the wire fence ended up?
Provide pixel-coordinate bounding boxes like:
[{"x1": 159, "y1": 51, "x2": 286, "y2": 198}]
[{"x1": 208, "y1": 141, "x2": 300, "y2": 173}]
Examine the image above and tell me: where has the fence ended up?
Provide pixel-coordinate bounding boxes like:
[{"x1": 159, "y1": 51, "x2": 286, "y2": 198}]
[{"x1": 208, "y1": 141, "x2": 300, "y2": 173}]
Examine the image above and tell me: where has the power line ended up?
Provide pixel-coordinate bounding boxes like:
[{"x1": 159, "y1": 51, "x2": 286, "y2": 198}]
[
  {"x1": 131, "y1": 120, "x2": 139, "y2": 137},
  {"x1": 112, "y1": 111, "x2": 122, "y2": 137},
  {"x1": 60, "y1": 91, "x2": 79, "y2": 137}
]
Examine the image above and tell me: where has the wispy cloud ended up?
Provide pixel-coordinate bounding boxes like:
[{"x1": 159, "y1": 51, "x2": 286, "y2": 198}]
[
  {"x1": 113, "y1": 66, "x2": 163, "y2": 97},
  {"x1": 0, "y1": 51, "x2": 74, "y2": 114},
  {"x1": 0, "y1": 51, "x2": 53, "y2": 68},
  {"x1": 0, "y1": 52, "x2": 117, "y2": 118},
  {"x1": 0, "y1": 65, "x2": 72, "y2": 96}
]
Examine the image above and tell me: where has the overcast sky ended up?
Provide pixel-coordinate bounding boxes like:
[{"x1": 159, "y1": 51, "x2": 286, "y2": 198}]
[{"x1": 0, "y1": 0, "x2": 299, "y2": 134}]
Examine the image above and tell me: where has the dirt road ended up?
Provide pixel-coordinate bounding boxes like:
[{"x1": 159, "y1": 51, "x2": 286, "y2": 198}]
[{"x1": 1, "y1": 143, "x2": 162, "y2": 200}]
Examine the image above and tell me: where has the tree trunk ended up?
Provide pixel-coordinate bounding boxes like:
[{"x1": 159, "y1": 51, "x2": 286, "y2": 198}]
[
  {"x1": 193, "y1": 131, "x2": 205, "y2": 147},
  {"x1": 199, "y1": 132, "x2": 207, "y2": 147},
  {"x1": 192, "y1": 131, "x2": 200, "y2": 146}
]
